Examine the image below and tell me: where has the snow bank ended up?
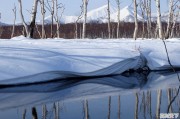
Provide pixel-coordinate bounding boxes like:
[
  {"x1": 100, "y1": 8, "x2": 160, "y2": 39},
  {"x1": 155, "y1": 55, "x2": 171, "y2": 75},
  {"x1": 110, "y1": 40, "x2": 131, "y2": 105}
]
[{"x1": 0, "y1": 37, "x2": 180, "y2": 84}]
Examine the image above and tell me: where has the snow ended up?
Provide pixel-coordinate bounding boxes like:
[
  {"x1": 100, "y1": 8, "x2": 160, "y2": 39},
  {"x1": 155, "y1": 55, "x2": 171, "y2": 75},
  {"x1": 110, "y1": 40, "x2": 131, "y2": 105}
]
[
  {"x1": 0, "y1": 36, "x2": 180, "y2": 84},
  {"x1": 86, "y1": 4, "x2": 117, "y2": 23},
  {"x1": 2, "y1": 4, "x2": 180, "y2": 25},
  {"x1": 35, "y1": 5, "x2": 180, "y2": 24},
  {"x1": 111, "y1": 6, "x2": 143, "y2": 22}
]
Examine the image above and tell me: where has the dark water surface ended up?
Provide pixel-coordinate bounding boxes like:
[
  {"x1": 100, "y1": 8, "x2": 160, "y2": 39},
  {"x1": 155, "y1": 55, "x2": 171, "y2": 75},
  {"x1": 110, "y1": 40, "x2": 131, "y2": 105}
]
[{"x1": 0, "y1": 71, "x2": 180, "y2": 119}]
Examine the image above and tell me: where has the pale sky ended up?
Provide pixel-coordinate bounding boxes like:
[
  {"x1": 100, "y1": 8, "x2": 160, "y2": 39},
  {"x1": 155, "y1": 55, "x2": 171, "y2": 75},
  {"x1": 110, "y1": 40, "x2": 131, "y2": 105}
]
[{"x1": 0, "y1": 0, "x2": 169, "y2": 24}]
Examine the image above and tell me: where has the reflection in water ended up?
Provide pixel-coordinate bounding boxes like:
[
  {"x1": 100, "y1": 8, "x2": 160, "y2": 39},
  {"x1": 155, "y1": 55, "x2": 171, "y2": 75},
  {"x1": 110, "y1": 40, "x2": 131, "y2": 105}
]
[
  {"x1": 0, "y1": 71, "x2": 180, "y2": 119},
  {"x1": 84, "y1": 100, "x2": 89, "y2": 119},
  {"x1": 108, "y1": 96, "x2": 111, "y2": 119},
  {"x1": 32, "y1": 107, "x2": 38, "y2": 119},
  {"x1": 118, "y1": 96, "x2": 120, "y2": 119},
  {"x1": 22, "y1": 109, "x2": 26, "y2": 119},
  {"x1": 167, "y1": 88, "x2": 172, "y2": 113},
  {"x1": 135, "y1": 93, "x2": 139, "y2": 119},
  {"x1": 42, "y1": 105, "x2": 47, "y2": 119},
  {"x1": 156, "y1": 90, "x2": 162, "y2": 119},
  {"x1": 167, "y1": 85, "x2": 180, "y2": 113}
]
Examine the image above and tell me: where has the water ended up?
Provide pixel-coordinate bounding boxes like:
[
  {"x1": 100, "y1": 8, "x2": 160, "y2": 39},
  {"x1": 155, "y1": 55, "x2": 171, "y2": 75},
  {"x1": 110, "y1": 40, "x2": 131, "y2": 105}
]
[{"x1": 0, "y1": 71, "x2": 180, "y2": 119}]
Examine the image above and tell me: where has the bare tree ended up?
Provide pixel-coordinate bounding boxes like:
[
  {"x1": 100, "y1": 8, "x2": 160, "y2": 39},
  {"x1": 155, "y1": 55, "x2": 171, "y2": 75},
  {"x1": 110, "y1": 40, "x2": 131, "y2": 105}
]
[
  {"x1": 11, "y1": 4, "x2": 16, "y2": 38},
  {"x1": 133, "y1": 0, "x2": 138, "y2": 40},
  {"x1": 29, "y1": 0, "x2": 39, "y2": 38},
  {"x1": 82, "y1": 0, "x2": 88, "y2": 39},
  {"x1": 171, "y1": 9, "x2": 179, "y2": 37},
  {"x1": 45, "y1": 0, "x2": 55, "y2": 38},
  {"x1": 18, "y1": 0, "x2": 29, "y2": 37},
  {"x1": 0, "y1": 12, "x2": 2, "y2": 38},
  {"x1": 165, "y1": 0, "x2": 174, "y2": 39},
  {"x1": 140, "y1": 0, "x2": 146, "y2": 39},
  {"x1": 116, "y1": 0, "x2": 120, "y2": 38},
  {"x1": 0, "y1": 27, "x2": 3, "y2": 38},
  {"x1": 36, "y1": 23, "x2": 42, "y2": 38},
  {"x1": 148, "y1": 0, "x2": 152, "y2": 37},
  {"x1": 145, "y1": 0, "x2": 152, "y2": 38},
  {"x1": 156, "y1": 0, "x2": 163, "y2": 39},
  {"x1": 107, "y1": 0, "x2": 111, "y2": 39},
  {"x1": 75, "y1": 5, "x2": 83, "y2": 39},
  {"x1": 40, "y1": 0, "x2": 45, "y2": 39},
  {"x1": 54, "y1": 1, "x2": 65, "y2": 38}
]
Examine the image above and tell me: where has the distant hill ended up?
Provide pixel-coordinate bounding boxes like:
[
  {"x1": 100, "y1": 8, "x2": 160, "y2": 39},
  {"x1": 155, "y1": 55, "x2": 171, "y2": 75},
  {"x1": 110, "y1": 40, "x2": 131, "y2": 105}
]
[{"x1": 2, "y1": 4, "x2": 180, "y2": 25}]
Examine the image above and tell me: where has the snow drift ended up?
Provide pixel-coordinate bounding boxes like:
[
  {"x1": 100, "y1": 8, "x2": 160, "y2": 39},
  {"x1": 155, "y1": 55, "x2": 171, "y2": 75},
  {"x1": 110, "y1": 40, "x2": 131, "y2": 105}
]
[{"x1": 0, "y1": 36, "x2": 180, "y2": 84}]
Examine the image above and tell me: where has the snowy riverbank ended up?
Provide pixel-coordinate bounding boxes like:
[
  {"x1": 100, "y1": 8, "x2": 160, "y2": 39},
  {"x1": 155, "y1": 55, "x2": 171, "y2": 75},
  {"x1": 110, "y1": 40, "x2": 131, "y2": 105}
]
[{"x1": 0, "y1": 36, "x2": 180, "y2": 83}]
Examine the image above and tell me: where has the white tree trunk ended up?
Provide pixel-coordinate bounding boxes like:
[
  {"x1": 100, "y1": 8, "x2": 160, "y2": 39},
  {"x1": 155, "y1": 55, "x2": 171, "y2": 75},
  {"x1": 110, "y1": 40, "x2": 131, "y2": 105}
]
[
  {"x1": 41, "y1": 0, "x2": 45, "y2": 39},
  {"x1": 133, "y1": 0, "x2": 138, "y2": 40},
  {"x1": 145, "y1": 0, "x2": 152, "y2": 38},
  {"x1": 148, "y1": 0, "x2": 152, "y2": 37},
  {"x1": 18, "y1": 0, "x2": 29, "y2": 37},
  {"x1": 156, "y1": 0, "x2": 163, "y2": 39},
  {"x1": 55, "y1": 0, "x2": 60, "y2": 38},
  {"x1": 165, "y1": 0, "x2": 174, "y2": 39},
  {"x1": 171, "y1": 11, "x2": 179, "y2": 38},
  {"x1": 11, "y1": 4, "x2": 16, "y2": 38},
  {"x1": 107, "y1": 0, "x2": 111, "y2": 39},
  {"x1": 116, "y1": 0, "x2": 120, "y2": 38},
  {"x1": 82, "y1": 0, "x2": 88, "y2": 39},
  {"x1": 140, "y1": 0, "x2": 145, "y2": 39},
  {"x1": 75, "y1": 5, "x2": 83, "y2": 39},
  {"x1": 51, "y1": 0, "x2": 55, "y2": 38}
]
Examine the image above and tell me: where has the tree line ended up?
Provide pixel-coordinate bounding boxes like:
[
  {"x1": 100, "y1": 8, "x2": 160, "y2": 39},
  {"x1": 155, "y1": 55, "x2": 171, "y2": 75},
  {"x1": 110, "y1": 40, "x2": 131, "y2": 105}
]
[
  {"x1": 0, "y1": 0, "x2": 180, "y2": 39},
  {"x1": 0, "y1": 22, "x2": 180, "y2": 39}
]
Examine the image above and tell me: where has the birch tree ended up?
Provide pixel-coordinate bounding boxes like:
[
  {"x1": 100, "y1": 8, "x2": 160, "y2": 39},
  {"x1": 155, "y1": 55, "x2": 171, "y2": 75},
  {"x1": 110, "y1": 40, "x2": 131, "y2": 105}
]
[
  {"x1": 156, "y1": 0, "x2": 163, "y2": 39},
  {"x1": 75, "y1": 5, "x2": 83, "y2": 39},
  {"x1": 18, "y1": 0, "x2": 29, "y2": 37},
  {"x1": 140, "y1": 0, "x2": 145, "y2": 39},
  {"x1": 40, "y1": 0, "x2": 45, "y2": 38},
  {"x1": 11, "y1": 4, "x2": 16, "y2": 38},
  {"x1": 45, "y1": 0, "x2": 55, "y2": 38},
  {"x1": 133, "y1": 0, "x2": 138, "y2": 40},
  {"x1": 107, "y1": 0, "x2": 111, "y2": 39},
  {"x1": 116, "y1": 0, "x2": 120, "y2": 38},
  {"x1": 55, "y1": 0, "x2": 60, "y2": 38},
  {"x1": 82, "y1": 0, "x2": 88, "y2": 39},
  {"x1": 54, "y1": 1, "x2": 65, "y2": 38},
  {"x1": 165, "y1": 0, "x2": 174, "y2": 39},
  {"x1": 146, "y1": 0, "x2": 152, "y2": 38},
  {"x1": 171, "y1": 9, "x2": 179, "y2": 37},
  {"x1": 29, "y1": 0, "x2": 39, "y2": 38}
]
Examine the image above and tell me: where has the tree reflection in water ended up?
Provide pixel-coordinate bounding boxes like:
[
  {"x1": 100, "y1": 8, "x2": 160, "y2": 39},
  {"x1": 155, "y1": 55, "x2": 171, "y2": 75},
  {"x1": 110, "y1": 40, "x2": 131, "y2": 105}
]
[{"x1": 0, "y1": 71, "x2": 180, "y2": 119}]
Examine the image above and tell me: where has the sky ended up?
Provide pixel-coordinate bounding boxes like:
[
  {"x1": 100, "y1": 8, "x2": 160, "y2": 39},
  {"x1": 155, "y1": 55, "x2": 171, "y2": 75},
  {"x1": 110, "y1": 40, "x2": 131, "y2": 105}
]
[{"x1": 0, "y1": 0, "x2": 169, "y2": 24}]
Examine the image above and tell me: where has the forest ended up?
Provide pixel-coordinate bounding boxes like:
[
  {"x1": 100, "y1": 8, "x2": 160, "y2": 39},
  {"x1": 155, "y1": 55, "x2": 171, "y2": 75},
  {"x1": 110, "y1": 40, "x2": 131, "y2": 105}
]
[{"x1": 0, "y1": 22, "x2": 180, "y2": 39}]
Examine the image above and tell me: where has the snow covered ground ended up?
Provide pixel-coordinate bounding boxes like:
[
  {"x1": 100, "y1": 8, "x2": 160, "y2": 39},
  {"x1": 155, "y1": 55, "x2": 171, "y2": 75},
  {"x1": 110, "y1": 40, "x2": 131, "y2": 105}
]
[{"x1": 0, "y1": 36, "x2": 180, "y2": 84}]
